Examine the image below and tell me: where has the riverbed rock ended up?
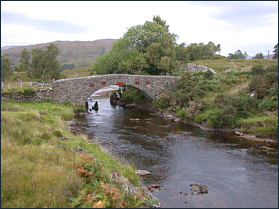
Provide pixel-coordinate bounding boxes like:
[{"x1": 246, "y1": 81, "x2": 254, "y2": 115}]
[
  {"x1": 190, "y1": 183, "x2": 210, "y2": 194},
  {"x1": 130, "y1": 118, "x2": 141, "y2": 121},
  {"x1": 135, "y1": 170, "x2": 151, "y2": 176},
  {"x1": 173, "y1": 117, "x2": 182, "y2": 122},
  {"x1": 235, "y1": 131, "x2": 244, "y2": 136},
  {"x1": 57, "y1": 136, "x2": 68, "y2": 140},
  {"x1": 110, "y1": 170, "x2": 160, "y2": 207}
]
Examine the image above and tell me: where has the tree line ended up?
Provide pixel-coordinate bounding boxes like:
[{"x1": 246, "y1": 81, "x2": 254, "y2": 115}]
[
  {"x1": 1, "y1": 43, "x2": 62, "y2": 81},
  {"x1": 90, "y1": 16, "x2": 278, "y2": 75},
  {"x1": 91, "y1": 16, "x2": 222, "y2": 76}
]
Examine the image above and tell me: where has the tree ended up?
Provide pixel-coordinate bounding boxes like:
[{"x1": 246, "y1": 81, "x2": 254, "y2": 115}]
[
  {"x1": 175, "y1": 42, "x2": 189, "y2": 62},
  {"x1": 20, "y1": 48, "x2": 33, "y2": 79},
  {"x1": 185, "y1": 41, "x2": 221, "y2": 61},
  {"x1": 227, "y1": 50, "x2": 248, "y2": 59},
  {"x1": 1, "y1": 55, "x2": 13, "y2": 81},
  {"x1": 273, "y1": 43, "x2": 278, "y2": 59},
  {"x1": 253, "y1": 52, "x2": 264, "y2": 59},
  {"x1": 91, "y1": 16, "x2": 178, "y2": 75},
  {"x1": 20, "y1": 43, "x2": 61, "y2": 80}
]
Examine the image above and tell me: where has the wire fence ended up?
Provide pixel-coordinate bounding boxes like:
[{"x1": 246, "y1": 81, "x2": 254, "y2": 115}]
[{"x1": 1, "y1": 81, "x2": 53, "y2": 90}]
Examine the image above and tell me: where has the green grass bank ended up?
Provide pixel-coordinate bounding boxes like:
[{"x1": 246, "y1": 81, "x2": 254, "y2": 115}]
[{"x1": 1, "y1": 100, "x2": 157, "y2": 208}]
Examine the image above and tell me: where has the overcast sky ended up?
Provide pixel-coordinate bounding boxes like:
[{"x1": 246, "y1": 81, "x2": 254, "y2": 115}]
[{"x1": 1, "y1": 1, "x2": 278, "y2": 56}]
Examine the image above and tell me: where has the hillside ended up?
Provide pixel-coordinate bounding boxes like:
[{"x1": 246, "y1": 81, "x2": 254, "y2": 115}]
[{"x1": 1, "y1": 39, "x2": 117, "y2": 70}]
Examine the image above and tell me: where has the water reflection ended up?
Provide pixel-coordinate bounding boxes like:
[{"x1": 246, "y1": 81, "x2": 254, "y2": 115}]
[{"x1": 76, "y1": 96, "x2": 278, "y2": 208}]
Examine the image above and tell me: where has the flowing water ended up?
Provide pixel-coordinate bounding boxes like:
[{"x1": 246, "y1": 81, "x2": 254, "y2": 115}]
[{"x1": 75, "y1": 95, "x2": 278, "y2": 208}]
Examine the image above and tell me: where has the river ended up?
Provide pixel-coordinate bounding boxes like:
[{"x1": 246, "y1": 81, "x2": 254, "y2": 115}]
[{"x1": 75, "y1": 95, "x2": 278, "y2": 208}]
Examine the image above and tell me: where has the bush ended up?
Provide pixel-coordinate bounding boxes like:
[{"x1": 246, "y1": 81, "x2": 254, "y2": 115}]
[
  {"x1": 176, "y1": 109, "x2": 187, "y2": 119},
  {"x1": 206, "y1": 107, "x2": 237, "y2": 127},
  {"x1": 259, "y1": 96, "x2": 278, "y2": 111},
  {"x1": 52, "y1": 130, "x2": 62, "y2": 137},
  {"x1": 73, "y1": 105, "x2": 86, "y2": 113},
  {"x1": 251, "y1": 65, "x2": 265, "y2": 75},
  {"x1": 23, "y1": 88, "x2": 35, "y2": 95}
]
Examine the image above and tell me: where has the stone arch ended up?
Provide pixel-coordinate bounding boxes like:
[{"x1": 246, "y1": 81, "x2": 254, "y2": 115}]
[{"x1": 52, "y1": 74, "x2": 180, "y2": 106}]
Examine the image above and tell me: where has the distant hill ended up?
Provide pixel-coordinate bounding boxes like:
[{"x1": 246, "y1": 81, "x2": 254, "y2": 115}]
[
  {"x1": 1, "y1": 39, "x2": 117, "y2": 70},
  {"x1": 1, "y1": 45, "x2": 20, "y2": 50}
]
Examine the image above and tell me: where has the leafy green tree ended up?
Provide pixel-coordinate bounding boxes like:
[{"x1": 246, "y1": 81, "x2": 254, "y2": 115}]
[
  {"x1": 91, "y1": 16, "x2": 177, "y2": 75},
  {"x1": 227, "y1": 50, "x2": 248, "y2": 59},
  {"x1": 20, "y1": 43, "x2": 61, "y2": 80},
  {"x1": 253, "y1": 52, "x2": 264, "y2": 59},
  {"x1": 186, "y1": 41, "x2": 221, "y2": 61},
  {"x1": 1, "y1": 55, "x2": 13, "y2": 81},
  {"x1": 175, "y1": 42, "x2": 189, "y2": 62},
  {"x1": 14, "y1": 65, "x2": 24, "y2": 72},
  {"x1": 273, "y1": 43, "x2": 278, "y2": 59},
  {"x1": 20, "y1": 48, "x2": 33, "y2": 79}
]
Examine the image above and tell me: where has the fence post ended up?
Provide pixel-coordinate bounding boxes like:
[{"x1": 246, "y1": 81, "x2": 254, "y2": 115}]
[
  {"x1": 1, "y1": 82, "x2": 3, "y2": 88},
  {"x1": 8, "y1": 83, "x2": 9, "y2": 88},
  {"x1": 21, "y1": 80, "x2": 23, "y2": 88}
]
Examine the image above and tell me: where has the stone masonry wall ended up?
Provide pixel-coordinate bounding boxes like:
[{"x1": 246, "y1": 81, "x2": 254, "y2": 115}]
[
  {"x1": 173, "y1": 63, "x2": 217, "y2": 74},
  {"x1": 52, "y1": 74, "x2": 180, "y2": 105},
  {"x1": 1, "y1": 88, "x2": 53, "y2": 102}
]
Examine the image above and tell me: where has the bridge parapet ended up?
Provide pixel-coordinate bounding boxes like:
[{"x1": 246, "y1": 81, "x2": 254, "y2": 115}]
[{"x1": 52, "y1": 74, "x2": 180, "y2": 105}]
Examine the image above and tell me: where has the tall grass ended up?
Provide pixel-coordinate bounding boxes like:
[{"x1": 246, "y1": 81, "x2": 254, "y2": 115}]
[{"x1": 1, "y1": 100, "x2": 147, "y2": 208}]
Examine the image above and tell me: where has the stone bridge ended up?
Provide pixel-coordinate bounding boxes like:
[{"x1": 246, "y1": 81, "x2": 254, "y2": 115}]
[{"x1": 52, "y1": 74, "x2": 180, "y2": 105}]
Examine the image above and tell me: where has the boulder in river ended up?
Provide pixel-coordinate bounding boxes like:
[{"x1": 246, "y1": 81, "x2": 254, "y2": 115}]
[
  {"x1": 135, "y1": 170, "x2": 151, "y2": 176},
  {"x1": 190, "y1": 183, "x2": 210, "y2": 194}
]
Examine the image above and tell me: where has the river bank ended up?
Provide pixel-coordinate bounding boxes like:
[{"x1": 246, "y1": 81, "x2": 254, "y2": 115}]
[{"x1": 1, "y1": 100, "x2": 160, "y2": 208}]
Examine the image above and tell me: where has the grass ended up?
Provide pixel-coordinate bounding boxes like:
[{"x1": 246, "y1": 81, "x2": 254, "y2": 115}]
[
  {"x1": 237, "y1": 114, "x2": 278, "y2": 139},
  {"x1": 1, "y1": 100, "x2": 151, "y2": 208},
  {"x1": 192, "y1": 58, "x2": 278, "y2": 73},
  {"x1": 62, "y1": 65, "x2": 95, "y2": 78}
]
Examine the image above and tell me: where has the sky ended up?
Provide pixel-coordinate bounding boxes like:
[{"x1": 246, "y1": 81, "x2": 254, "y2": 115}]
[{"x1": 1, "y1": 1, "x2": 278, "y2": 56}]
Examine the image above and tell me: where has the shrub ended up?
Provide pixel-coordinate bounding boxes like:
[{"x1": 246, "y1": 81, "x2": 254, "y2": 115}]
[
  {"x1": 251, "y1": 65, "x2": 265, "y2": 75},
  {"x1": 259, "y1": 96, "x2": 278, "y2": 111},
  {"x1": 52, "y1": 130, "x2": 62, "y2": 137},
  {"x1": 176, "y1": 109, "x2": 187, "y2": 119},
  {"x1": 23, "y1": 88, "x2": 35, "y2": 95},
  {"x1": 206, "y1": 107, "x2": 237, "y2": 127},
  {"x1": 73, "y1": 105, "x2": 86, "y2": 113},
  {"x1": 185, "y1": 100, "x2": 203, "y2": 119}
]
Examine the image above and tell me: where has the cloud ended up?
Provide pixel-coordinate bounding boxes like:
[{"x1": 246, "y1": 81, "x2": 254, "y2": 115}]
[
  {"x1": 1, "y1": 1, "x2": 277, "y2": 56},
  {"x1": 1, "y1": 10, "x2": 88, "y2": 34},
  {"x1": 191, "y1": 1, "x2": 278, "y2": 28}
]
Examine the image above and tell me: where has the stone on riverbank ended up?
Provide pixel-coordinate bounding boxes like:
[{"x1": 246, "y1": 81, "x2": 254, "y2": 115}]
[{"x1": 135, "y1": 170, "x2": 151, "y2": 176}]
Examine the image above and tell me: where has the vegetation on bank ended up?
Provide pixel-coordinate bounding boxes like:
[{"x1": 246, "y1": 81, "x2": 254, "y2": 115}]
[
  {"x1": 155, "y1": 64, "x2": 278, "y2": 139},
  {"x1": 191, "y1": 58, "x2": 278, "y2": 73},
  {"x1": 1, "y1": 100, "x2": 157, "y2": 208},
  {"x1": 118, "y1": 63, "x2": 278, "y2": 140}
]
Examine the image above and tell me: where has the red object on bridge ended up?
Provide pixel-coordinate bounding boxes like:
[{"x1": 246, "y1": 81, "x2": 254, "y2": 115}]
[
  {"x1": 146, "y1": 81, "x2": 150, "y2": 85},
  {"x1": 135, "y1": 81, "x2": 140, "y2": 85},
  {"x1": 117, "y1": 82, "x2": 125, "y2": 86},
  {"x1": 101, "y1": 81, "x2": 106, "y2": 85},
  {"x1": 89, "y1": 83, "x2": 94, "y2": 87}
]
